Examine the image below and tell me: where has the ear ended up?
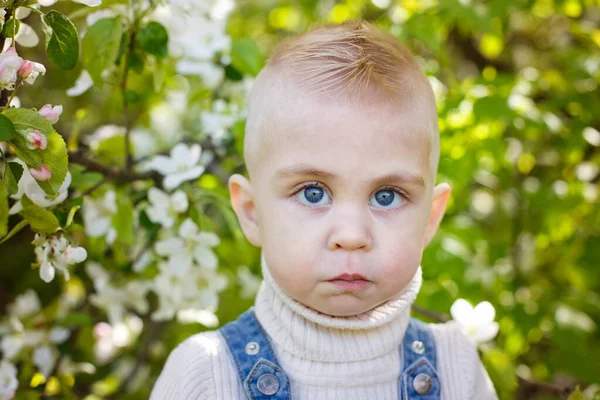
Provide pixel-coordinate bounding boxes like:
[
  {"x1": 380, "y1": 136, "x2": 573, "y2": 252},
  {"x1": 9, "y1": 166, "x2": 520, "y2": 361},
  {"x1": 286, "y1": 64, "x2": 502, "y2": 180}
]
[
  {"x1": 423, "y1": 182, "x2": 452, "y2": 247},
  {"x1": 228, "y1": 173, "x2": 262, "y2": 247}
]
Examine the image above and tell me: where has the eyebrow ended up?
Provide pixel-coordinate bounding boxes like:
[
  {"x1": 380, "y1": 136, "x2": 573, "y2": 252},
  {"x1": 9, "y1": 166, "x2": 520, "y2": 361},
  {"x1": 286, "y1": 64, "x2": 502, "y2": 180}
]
[{"x1": 273, "y1": 164, "x2": 425, "y2": 188}]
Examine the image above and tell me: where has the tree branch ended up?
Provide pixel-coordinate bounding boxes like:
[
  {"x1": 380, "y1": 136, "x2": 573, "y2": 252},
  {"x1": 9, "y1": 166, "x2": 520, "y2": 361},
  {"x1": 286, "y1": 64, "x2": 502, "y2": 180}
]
[
  {"x1": 411, "y1": 305, "x2": 451, "y2": 322},
  {"x1": 68, "y1": 150, "x2": 162, "y2": 186},
  {"x1": 122, "y1": 30, "x2": 137, "y2": 172}
]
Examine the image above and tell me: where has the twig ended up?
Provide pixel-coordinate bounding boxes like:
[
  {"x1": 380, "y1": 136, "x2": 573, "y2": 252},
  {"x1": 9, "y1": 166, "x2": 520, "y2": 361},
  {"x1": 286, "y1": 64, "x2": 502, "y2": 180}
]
[
  {"x1": 516, "y1": 376, "x2": 574, "y2": 399},
  {"x1": 122, "y1": 30, "x2": 137, "y2": 172},
  {"x1": 81, "y1": 176, "x2": 111, "y2": 197},
  {"x1": 68, "y1": 150, "x2": 162, "y2": 186},
  {"x1": 411, "y1": 305, "x2": 450, "y2": 322}
]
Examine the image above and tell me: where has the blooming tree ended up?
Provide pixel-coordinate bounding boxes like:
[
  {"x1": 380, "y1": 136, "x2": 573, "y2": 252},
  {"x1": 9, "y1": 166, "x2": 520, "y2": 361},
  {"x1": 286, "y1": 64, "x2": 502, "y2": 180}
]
[{"x1": 0, "y1": 0, "x2": 597, "y2": 399}]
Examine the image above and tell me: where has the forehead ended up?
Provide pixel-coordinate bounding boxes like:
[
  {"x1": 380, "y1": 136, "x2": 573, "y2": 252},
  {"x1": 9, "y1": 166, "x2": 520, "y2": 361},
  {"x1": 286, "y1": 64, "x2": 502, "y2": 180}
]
[{"x1": 259, "y1": 95, "x2": 432, "y2": 188}]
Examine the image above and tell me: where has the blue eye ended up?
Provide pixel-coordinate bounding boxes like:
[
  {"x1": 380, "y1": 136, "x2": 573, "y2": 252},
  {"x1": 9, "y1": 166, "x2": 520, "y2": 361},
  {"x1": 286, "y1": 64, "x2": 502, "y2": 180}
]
[
  {"x1": 369, "y1": 189, "x2": 404, "y2": 209},
  {"x1": 296, "y1": 185, "x2": 330, "y2": 206}
]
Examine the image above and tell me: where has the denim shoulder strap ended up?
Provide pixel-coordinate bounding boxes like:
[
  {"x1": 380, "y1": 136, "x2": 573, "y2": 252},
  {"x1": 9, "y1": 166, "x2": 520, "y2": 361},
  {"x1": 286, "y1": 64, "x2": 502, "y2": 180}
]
[
  {"x1": 219, "y1": 307, "x2": 292, "y2": 400},
  {"x1": 398, "y1": 317, "x2": 441, "y2": 400}
]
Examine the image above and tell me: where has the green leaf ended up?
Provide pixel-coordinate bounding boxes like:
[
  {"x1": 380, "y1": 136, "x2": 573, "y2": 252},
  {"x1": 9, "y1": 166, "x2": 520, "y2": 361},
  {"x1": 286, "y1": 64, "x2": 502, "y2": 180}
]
[
  {"x1": 82, "y1": 17, "x2": 123, "y2": 86},
  {"x1": 2, "y1": 18, "x2": 19, "y2": 38},
  {"x1": 8, "y1": 161, "x2": 23, "y2": 183},
  {"x1": 36, "y1": 132, "x2": 69, "y2": 197},
  {"x1": 231, "y1": 39, "x2": 264, "y2": 77},
  {"x1": 65, "y1": 205, "x2": 80, "y2": 228},
  {"x1": 5, "y1": 161, "x2": 23, "y2": 196},
  {"x1": 0, "y1": 179, "x2": 7, "y2": 237},
  {"x1": 12, "y1": 0, "x2": 38, "y2": 6},
  {"x1": 43, "y1": 10, "x2": 80, "y2": 70},
  {"x1": 19, "y1": 195, "x2": 60, "y2": 234},
  {"x1": 59, "y1": 311, "x2": 93, "y2": 327},
  {"x1": 567, "y1": 387, "x2": 585, "y2": 400},
  {"x1": 136, "y1": 21, "x2": 169, "y2": 58},
  {"x1": 3, "y1": 108, "x2": 54, "y2": 137},
  {"x1": 4, "y1": 108, "x2": 55, "y2": 169},
  {"x1": 0, "y1": 114, "x2": 16, "y2": 141},
  {"x1": 0, "y1": 219, "x2": 28, "y2": 245},
  {"x1": 111, "y1": 191, "x2": 134, "y2": 245}
]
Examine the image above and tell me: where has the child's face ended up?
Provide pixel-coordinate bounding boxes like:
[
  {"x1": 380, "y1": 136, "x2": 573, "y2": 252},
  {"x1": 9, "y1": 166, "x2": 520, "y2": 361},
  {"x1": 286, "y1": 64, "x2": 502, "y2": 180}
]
[{"x1": 230, "y1": 92, "x2": 450, "y2": 317}]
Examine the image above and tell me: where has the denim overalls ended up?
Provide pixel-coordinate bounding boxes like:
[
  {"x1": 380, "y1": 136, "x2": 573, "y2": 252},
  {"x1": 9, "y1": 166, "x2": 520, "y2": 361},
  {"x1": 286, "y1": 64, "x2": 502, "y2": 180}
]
[{"x1": 220, "y1": 307, "x2": 441, "y2": 400}]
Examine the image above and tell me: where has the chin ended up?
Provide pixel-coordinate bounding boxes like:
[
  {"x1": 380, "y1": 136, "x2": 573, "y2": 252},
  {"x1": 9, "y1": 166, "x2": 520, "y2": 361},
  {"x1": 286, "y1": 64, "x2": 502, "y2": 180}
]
[{"x1": 314, "y1": 299, "x2": 375, "y2": 317}]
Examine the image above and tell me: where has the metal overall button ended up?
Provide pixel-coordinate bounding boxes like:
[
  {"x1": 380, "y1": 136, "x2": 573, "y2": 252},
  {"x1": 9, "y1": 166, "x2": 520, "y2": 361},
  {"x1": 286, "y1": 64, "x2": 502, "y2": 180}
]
[
  {"x1": 413, "y1": 372, "x2": 433, "y2": 394},
  {"x1": 257, "y1": 373, "x2": 280, "y2": 395},
  {"x1": 411, "y1": 340, "x2": 425, "y2": 354},
  {"x1": 245, "y1": 342, "x2": 259, "y2": 355}
]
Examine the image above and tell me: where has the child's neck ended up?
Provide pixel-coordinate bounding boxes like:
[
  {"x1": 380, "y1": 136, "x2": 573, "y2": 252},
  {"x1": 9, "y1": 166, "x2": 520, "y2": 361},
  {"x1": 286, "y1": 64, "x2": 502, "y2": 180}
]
[{"x1": 253, "y1": 252, "x2": 423, "y2": 362}]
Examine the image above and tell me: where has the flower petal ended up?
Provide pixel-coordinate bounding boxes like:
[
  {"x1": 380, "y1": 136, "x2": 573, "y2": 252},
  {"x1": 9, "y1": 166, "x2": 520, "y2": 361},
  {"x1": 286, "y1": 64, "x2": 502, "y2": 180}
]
[
  {"x1": 169, "y1": 143, "x2": 190, "y2": 161},
  {"x1": 472, "y1": 321, "x2": 499, "y2": 343},
  {"x1": 178, "y1": 218, "x2": 198, "y2": 238},
  {"x1": 196, "y1": 231, "x2": 220, "y2": 247},
  {"x1": 473, "y1": 301, "x2": 496, "y2": 323},
  {"x1": 164, "y1": 166, "x2": 205, "y2": 189},
  {"x1": 15, "y1": 23, "x2": 40, "y2": 48},
  {"x1": 148, "y1": 187, "x2": 170, "y2": 207},
  {"x1": 170, "y1": 190, "x2": 188, "y2": 213},
  {"x1": 40, "y1": 262, "x2": 55, "y2": 283},
  {"x1": 73, "y1": 0, "x2": 102, "y2": 6},
  {"x1": 155, "y1": 237, "x2": 184, "y2": 255},
  {"x1": 186, "y1": 144, "x2": 202, "y2": 167},
  {"x1": 66, "y1": 70, "x2": 93, "y2": 97},
  {"x1": 148, "y1": 155, "x2": 177, "y2": 175},
  {"x1": 450, "y1": 298, "x2": 474, "y2": 326},
  {"x1": 168, "y1": 252, "x2": 193, "y2": 276},
  {"x1": 194, "y1": 246, "x2": 218, "y2": 269}
]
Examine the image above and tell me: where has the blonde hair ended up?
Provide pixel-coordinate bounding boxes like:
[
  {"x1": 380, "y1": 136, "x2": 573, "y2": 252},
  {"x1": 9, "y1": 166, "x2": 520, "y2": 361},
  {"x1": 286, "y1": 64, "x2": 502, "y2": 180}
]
[{"x1": 244, "y1": 19, "x2": 439, "y2": 181}]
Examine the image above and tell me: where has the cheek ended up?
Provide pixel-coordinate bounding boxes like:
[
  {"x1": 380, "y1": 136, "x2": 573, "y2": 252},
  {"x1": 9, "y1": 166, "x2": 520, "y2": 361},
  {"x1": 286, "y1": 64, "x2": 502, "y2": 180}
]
[{"x1": 377, "y1": 230, "x2": 424, "y2": 282}]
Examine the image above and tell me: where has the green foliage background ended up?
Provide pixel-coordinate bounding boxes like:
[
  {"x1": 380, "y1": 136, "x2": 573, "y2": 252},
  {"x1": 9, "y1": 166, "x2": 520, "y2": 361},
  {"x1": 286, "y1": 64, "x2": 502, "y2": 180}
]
[{"x1": 0, "y1": 0, "x2": 598, "y2": 399}]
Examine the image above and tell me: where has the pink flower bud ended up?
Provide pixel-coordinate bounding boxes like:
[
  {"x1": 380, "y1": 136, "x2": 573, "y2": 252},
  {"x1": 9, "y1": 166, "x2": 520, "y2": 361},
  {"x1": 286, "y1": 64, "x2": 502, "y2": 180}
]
[
  {"x1": 38, "y1": 104, "x2": 63, "y2": 124},
  {"x1": 18, "y1": 60, "x2": 33, "y2": 79},
  {"x1": 25, "y1": 130, "x2": 47, "y2": 150},
  {"x1": 30, "y1": 165, "x2": 51, "y2": 181},
  {"x1": 63, "y1": 246, "x2": 87, "y2": 264}
]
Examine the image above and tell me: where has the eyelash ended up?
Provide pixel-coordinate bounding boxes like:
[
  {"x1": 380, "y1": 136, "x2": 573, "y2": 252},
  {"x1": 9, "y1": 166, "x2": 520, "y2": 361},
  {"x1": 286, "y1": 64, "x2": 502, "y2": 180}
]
[{"x1": 292, "y1": 181, "x2": 410, "y2": 211}]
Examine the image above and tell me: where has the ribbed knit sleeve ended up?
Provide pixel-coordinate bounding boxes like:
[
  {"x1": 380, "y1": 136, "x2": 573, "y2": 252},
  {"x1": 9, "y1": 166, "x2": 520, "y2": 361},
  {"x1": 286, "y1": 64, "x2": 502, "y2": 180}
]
[
  {"x1": 150, "y1": 331, "x2": 221, "y2": 400},
  {"x1": 429, "y1": 321, "x2": 498, "y2": 400}
]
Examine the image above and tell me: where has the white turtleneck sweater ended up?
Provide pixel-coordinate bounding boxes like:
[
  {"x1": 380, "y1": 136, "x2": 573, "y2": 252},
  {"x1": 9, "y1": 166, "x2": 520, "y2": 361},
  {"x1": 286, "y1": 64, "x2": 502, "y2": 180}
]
[{"x1": 151, "y1": 257, "x2": 498, "y2": 400}]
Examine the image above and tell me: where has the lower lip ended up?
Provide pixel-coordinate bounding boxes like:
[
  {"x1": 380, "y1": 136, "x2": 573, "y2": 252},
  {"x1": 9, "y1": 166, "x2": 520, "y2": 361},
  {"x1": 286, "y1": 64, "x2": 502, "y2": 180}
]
[{"x1": 327, "y1": 279, "x2": 370, "y2": 291}]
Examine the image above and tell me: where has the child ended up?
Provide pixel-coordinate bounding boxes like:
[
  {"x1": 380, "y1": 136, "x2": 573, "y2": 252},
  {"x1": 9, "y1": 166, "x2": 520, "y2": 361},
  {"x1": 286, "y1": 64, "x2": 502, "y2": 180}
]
[{"x1": 151, "y1": 20, "x2": 498, "y2": 399}]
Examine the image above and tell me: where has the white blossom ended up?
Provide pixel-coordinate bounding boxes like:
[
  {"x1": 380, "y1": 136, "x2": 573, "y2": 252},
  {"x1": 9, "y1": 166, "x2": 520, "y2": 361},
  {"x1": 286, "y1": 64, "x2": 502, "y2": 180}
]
[
  {"x1": 38, "y1": 104, "x2": 63, "y2": 124},
  {"x1": 146, "y1": 188, "x2": 188, "y2": 228},
  {"x1": 66, "y1": 70, "x2": 94, "y2": 97},
  {"x1": 450, "y1": 298, "x2": 499, "y2": 344},
  {"x1": 8, "y1": 289, "x2": 41, "y2": 319},
  {"x1": 200, "y1": 99, "x2": 237, "y2": 140},
  {"x1": 237, "y1": 265, "x2": 262, "y2": 299},
  {"x1": 38, "y1": 0, "x2": 102, "y2": 7},
  {"x1": 151, "y1": 262, "x2": 227, "y2": 321},
  {"x1": 152, "y1": 1, "x2": 233, "y2": 87},
  {"x1": 33, "y1": 233, "x2": 87, "y2": 283},
  {"x1": 33, "y1": 346, "x2": 54, "y2": 377},
  {"x1": 92, "y1": 315, "x2": 143, "y2": 365},
  {"x1": 9, "y1": 158, "x2": 71, "y2": 215},
  {"x1": 82, "y1": 190, "x2": 117, "y2": 244},
  {"x1": 0, "y1": 47, "x2": 23, "y2": 90},
  {"x1": 87, "y1": 263, "x2": 151, "y2": 325},
  {"x1": 154, "y1": 218, "x2": 219, "y2": 275},
  {"x1": 145, "y1": 143, "x2": 206, "y2": 190},
  {"x1": 0, "y1": 360, "x2": 18, "y2": 399},
  {"x1": 0, "y1": 8, "x2": 40, "y2": 49}
]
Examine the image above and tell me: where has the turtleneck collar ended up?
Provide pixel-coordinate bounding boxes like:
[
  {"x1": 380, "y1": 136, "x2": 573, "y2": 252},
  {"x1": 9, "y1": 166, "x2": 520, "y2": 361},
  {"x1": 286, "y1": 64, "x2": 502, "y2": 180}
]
[{"x1": 253, "y1": 251, "x2": 423, "y2": 362}]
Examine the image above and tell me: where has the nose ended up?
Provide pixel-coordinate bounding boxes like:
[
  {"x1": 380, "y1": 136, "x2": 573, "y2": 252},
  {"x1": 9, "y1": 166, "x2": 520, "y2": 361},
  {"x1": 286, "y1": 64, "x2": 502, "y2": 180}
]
[{"x1": 327, "y1": 205, "x2": 372, "y2": 251}]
